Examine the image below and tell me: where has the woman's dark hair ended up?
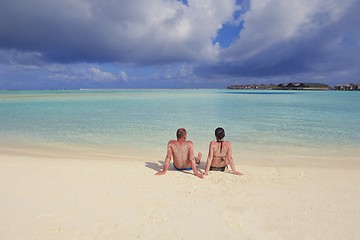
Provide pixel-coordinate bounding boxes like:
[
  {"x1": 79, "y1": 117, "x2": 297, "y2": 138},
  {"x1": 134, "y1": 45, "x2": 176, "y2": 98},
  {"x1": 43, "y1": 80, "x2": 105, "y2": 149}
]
[
  {"x1": 215, "y1": 127, "x2": 225, "y2": 140},
  {"x1": 215, "y1": 127, "x2": 225, "y2": 154}
]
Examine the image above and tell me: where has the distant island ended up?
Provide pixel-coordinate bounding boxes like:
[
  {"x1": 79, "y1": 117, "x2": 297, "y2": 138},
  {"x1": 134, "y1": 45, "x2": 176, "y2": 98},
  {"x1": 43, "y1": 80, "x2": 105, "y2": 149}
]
[{"x1": 227, "y1": 82, "x2": 360, "y2": 91}]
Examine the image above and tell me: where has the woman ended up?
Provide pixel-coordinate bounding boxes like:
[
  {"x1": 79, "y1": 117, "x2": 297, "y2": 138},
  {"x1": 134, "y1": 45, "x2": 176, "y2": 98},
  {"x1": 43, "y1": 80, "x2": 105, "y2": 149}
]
[{"x1": 204, "y1": 127, "x2": 243, "y2": 175}]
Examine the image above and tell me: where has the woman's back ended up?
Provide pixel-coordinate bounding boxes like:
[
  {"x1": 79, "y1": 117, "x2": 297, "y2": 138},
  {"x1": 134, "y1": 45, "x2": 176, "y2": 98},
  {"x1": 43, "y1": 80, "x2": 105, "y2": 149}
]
[
  {"x1": 204, "y1": 127, "x2": 242, "y2": 175},
  {"x1": 209, "y1": 140, "x2": 231, "y2": 167}
]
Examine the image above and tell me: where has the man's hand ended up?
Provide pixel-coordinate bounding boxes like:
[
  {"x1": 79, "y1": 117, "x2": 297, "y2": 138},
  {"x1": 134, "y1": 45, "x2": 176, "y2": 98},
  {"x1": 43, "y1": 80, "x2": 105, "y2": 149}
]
[
  {"x1": 156, "y1": 171, "x2": 166, "y2": 176},
  {"x1": 195, "y1": 172, "x2": 203, "y2": 179},
  {"x1": 202, "y1": 171, "x2": 209, "y2": 176}
]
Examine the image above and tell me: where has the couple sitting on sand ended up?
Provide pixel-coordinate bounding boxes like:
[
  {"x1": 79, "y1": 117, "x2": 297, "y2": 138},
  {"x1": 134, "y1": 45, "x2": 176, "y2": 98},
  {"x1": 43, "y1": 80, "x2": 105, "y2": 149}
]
[{"x1": 156, "y1": 128, "x2": 243, "y2": 179}]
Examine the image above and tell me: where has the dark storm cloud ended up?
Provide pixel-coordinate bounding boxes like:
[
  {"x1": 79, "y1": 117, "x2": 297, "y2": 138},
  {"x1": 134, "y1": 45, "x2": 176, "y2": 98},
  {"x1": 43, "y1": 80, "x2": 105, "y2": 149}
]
[
  {"x1": 0, "y1": 0, "x2": 359, "y2": 89},
  {"x1": 0, "y1": 0, "x2": 235, "y2": 64}
]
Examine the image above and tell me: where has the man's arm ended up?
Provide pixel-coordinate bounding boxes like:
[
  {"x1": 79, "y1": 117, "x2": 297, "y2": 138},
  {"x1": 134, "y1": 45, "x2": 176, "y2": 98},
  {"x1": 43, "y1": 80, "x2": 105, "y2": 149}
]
[
  {"x1": 189, "y1": 142, "x2": 203, "y2": 179},
  {"x1": 156, "y1": 142, "x2": 172, "y2": 175}
]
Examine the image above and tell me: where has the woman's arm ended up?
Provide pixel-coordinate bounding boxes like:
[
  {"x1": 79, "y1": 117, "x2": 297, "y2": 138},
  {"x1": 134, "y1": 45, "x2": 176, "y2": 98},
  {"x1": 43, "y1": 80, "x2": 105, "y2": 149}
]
[
  {"x1": 227, "y1": 142, "x2": 243, "y2": 175},
  {"x1": 204, "y1": 142, "x2": 213, "y2": 175}
]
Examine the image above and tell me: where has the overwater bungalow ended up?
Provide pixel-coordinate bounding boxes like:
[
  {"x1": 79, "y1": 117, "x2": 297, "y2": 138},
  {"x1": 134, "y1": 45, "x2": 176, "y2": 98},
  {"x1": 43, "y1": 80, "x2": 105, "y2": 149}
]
[
  {"x1": 277, "y1": 83, "x2": 330, "y2": 90},
  {"x1": 334, "y1": 83, "x2": 359, "y2": 91}
]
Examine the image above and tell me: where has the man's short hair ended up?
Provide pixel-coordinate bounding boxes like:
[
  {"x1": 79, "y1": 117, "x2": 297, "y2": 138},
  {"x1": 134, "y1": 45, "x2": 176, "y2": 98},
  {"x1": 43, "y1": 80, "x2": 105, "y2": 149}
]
[{"x1": 176, "y1": 128, "x2": 187, "y2": 139}]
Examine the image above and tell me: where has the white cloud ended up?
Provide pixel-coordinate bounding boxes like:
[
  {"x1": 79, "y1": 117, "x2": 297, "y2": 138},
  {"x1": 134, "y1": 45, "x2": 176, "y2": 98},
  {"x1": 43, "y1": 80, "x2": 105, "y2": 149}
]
[
  {"x1": 221, "y1": 0, "x2": 354, "y2": 61},
  {"x1": 0, "y1": 49, "x2": 44, "y2": 70},
  {"x1": 87, "y1": 67, "x2": 116, "y2": 82},
  {"x1": 46, "y1": 64, "x2": 116, "y2": 83},
  {"x1": 119, "y1": 71, "x2": 128, "y2": 82}
]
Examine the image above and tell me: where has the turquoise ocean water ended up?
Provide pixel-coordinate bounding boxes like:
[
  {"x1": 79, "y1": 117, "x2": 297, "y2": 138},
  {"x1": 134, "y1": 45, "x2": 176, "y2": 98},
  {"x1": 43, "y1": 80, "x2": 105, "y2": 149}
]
[{"x1": 0, "y1": 89, "x2": 359, "y2": 166}]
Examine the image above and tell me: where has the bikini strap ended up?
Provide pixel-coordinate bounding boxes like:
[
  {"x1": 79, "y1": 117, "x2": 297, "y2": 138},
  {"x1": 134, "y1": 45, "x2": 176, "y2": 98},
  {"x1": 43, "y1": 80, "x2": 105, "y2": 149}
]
[
  {"x1": 216, "y1": 139, "x2": 223, "y2": 153},
  {"x1": 216, "y1": 139, "x2": 225, "y2": 162}
]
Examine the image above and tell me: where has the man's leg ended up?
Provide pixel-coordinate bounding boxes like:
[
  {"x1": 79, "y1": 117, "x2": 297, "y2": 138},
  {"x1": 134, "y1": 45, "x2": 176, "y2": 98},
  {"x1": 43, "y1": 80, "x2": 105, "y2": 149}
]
[
  {"x1": 195, "y1": 152, "x2": 202, "y2": 164},
  {"x1": 184, "y1": 152, "x2": 202, "y2": 168}
]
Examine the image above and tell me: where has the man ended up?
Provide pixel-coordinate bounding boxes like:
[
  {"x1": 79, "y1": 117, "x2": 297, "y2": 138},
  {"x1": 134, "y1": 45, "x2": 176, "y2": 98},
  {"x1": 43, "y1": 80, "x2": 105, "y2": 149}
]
[{"x1": 156, "y1": 128, "x2": 203, "y2": 178}]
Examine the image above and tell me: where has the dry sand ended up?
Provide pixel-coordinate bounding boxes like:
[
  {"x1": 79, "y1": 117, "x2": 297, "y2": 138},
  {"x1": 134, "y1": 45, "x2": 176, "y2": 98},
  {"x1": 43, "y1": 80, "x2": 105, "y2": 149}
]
[{"x1": 1, "y1": 150, "x2": 359, "y2": 240}]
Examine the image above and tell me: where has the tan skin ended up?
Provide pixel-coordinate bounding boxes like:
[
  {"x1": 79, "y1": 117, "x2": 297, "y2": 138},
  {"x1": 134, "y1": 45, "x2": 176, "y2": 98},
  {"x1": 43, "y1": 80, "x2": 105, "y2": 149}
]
[
  {"x1": 204, "y1": 137, "x2": 243, "y2": 175},
  {"x1": 156, "y1": 134, "x2": 203, "y2": 179}
]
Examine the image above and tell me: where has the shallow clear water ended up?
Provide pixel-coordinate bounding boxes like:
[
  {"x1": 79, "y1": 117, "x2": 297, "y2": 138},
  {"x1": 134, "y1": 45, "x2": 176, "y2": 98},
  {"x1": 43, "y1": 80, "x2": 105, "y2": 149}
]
[{"x1": 1, "y1": 89, "x2": 359, "y2": 164}]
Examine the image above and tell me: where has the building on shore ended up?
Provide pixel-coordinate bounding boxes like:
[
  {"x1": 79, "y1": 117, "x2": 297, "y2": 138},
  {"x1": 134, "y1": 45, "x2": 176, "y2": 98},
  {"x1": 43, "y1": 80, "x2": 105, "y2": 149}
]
[
  {"x1": 227, "y1": 82, "x2": 360, "y2": 91},
  {"x1": 334, "y1": 83, "x2": 359, "y2": 91},
  {"x1": 275, "y1": 83, "x2": 330, "y2": 90},
  {"x1": 227, "y1": 82, "x2": 330, "y2": 90}
]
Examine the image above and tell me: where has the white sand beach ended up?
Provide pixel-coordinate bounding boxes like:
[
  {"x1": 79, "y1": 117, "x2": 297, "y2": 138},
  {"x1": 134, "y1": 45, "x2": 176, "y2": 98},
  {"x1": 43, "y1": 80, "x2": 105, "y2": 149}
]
[{"x1": 1, "y1": 148, "x2": 360, "y2": 240}]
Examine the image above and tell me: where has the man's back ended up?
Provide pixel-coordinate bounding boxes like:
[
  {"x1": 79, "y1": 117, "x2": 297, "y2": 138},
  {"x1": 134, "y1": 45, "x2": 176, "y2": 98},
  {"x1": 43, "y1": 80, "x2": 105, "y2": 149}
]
[{"x1": 168, "y1": 140, "x2": 193, "y2": 169}]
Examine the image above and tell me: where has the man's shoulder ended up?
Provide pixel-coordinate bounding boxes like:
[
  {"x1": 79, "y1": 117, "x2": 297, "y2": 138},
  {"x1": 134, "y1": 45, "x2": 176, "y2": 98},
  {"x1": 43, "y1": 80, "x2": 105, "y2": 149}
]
[
  {"x1": 185, "y1": 140, "x2": 194, "y2": 145},
  {"x1": 168, "y1": 140, "x2": 177, "y2": 145}
]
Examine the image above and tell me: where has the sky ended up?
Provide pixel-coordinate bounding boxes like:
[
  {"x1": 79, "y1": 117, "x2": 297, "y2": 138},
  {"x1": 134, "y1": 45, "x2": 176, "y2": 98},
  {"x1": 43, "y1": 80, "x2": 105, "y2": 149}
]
[{"x1": 0, "y1": 0, "x2": 359, "y2": 89}]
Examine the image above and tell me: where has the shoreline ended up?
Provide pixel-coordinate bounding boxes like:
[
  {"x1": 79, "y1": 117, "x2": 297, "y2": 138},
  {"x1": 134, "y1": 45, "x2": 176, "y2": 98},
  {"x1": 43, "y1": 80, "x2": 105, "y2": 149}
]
[{"x1": 1, "y1": 141, "x2": 359, "y2": 169}]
